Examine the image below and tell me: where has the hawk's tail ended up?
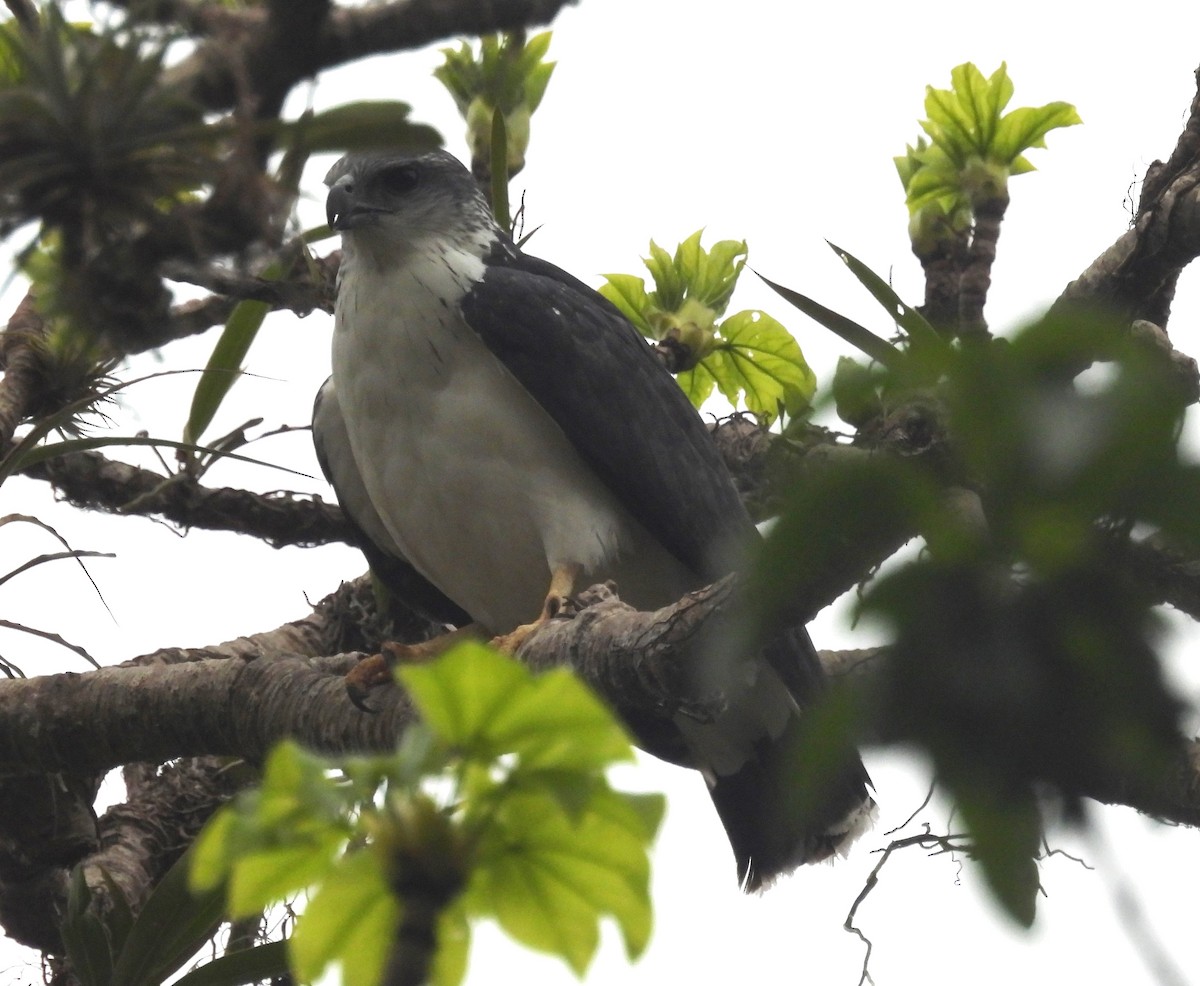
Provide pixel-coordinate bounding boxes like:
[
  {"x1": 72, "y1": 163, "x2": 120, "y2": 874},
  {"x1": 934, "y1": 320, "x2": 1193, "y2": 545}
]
[{"x1": 688, "y1": 624, "x2": 876, "y2": 892}]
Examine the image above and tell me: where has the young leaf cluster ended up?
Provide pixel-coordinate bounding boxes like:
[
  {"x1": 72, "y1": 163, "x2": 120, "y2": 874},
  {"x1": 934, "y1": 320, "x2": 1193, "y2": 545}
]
[
  {"x1": 895, "y1": 62, "x2": 1080, "y2": 253},
  {"x1": 190, "y1": 643, "x2": 664, "y2": 986},
  {"x1": 434, "y1": 31, "x2": 555, "y2": 178},
  {"x1": 601, "y1": 231, "x2": 814, "y2": 424}
]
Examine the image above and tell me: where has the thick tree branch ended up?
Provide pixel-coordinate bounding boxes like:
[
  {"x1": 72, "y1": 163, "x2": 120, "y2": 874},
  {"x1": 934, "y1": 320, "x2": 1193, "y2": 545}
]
[
  {"x1": 0, "y1": 650, "x2": 387, "y2": 778},
  {"x1": 1110, "y1": 530, "x2": 1200, "y2": 621},
  {"x1": 2, "y1": 563, "x2": 1199, "y2": 961},
  {"x1": 3, "y1": 578, "x2": 1197, "y2": 829},
  {"x1": 162, "y1": 0, "x2": 578, "y2": 114},
  {"x1": 1056, "y1": 66, "x2": 1200, "y2": 329},
  {"x1": 0, "y1": 580, "x2": 733, "y2": 778}
]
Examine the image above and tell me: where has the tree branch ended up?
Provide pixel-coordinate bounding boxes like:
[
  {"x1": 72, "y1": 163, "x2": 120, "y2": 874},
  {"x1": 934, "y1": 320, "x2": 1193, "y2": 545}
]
[
  {"x1": 1055, "y1": 66, "x2": 1200, "y2": 329},
  {"x1": 162, "y1": 0, "x2": 578, "y2": 114},
  {"x1": 3, "y1": 578, "x2": 1197, "y2": 828},
  {"x1": 18, "y1": 448, "x2": 353, "y2": 548},
  {"x1": 159, "y1": 248, "x2": 337, "y2": 319}
]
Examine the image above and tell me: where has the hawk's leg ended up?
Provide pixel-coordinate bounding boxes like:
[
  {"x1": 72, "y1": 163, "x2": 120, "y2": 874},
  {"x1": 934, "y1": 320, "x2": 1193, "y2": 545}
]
[
  {"x1": 346, "y1": 622, "x2": 482, "y2": 711},
  {"x1": 491, "y1": 562, "x2": 582, "y2": 655}
]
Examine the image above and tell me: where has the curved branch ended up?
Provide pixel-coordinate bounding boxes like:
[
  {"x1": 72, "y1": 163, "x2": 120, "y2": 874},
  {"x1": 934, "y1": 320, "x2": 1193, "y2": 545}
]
[
  {"x1": 1056, "y1": 66, "x2": 1200, "y2": 329},
  {"x1": 163, "y1": 0, "x2": 578, "y2": 114}
]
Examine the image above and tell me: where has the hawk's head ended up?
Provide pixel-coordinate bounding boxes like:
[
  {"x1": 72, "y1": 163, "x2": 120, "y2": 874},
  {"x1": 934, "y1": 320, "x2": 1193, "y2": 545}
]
[{"x1": 324, "y1": 150, "x2": 493, "y2": 261}]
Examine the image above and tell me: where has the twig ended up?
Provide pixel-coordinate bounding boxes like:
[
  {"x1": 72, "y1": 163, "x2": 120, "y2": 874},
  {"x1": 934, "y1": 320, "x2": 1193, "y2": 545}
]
[
  {"x1": 0, "y1": 620, "x2": 100, "y2": 669},
  {"x1": 0, "y1": 514, "x2": 116, "y2": 619},
  {"x1": 0, "y1": 550, "x2": 115, "y2": 590},
  {"x1": 843, "y1": 829, "x2": 973, "y2": 986}
]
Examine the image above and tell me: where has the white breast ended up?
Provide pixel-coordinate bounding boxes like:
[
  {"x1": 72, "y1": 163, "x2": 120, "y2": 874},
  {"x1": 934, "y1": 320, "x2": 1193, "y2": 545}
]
[{"x1": 331, "y1": 238, "x2": 681, "y2": 633}]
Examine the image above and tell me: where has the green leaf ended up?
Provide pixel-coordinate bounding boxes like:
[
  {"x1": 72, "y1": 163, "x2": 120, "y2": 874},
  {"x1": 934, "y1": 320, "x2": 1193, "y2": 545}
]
[
  {"x1": 644, "y1": 239, "x2": 684, "y2": 311},
  {"x1": 673, "y1": 230, "x2": 704, "y2": 288},
  {"x1": 227, "y1": 841, "x2": 341, "y2": 919},
  {"x1": 955, "y1": 782, "x2": 1041, "y2": 928},
  {"x1": 923, "y1": 62, "x2": 1008, "y2": 162},
  {"x1": 190, "y1": 743, "x2": 352, "y2": 917},
  {"x1": 754, "y1": 269, "x2": 901, "y2": 367},
  {"x1": 110, "y1": 850, "x2": 225, "y2": 986},
  {"x1": 518, "y1": 32, "x2": 553, "y2": 77},
  {"x1": 290, "y1": 101, "x2": 442, "y2": 154},
  {"x1": 61, "y1": 866, "x2": 114, "y2": 986},
  {"x1": 524, "y1": 60, "x2": 555, "y2": 114},
  {"x1": 482, "y1": 666, "x2": 635, "y2": 771},
  {"x1": 832, "y1": 356, "x2": 883, "y2": 428},
  {"x1": 826, "y1": 241, "x2": 947, "y2": 359},
  {"x1": 290, "y1": 850, "x2": 397, "y2": 986},
  {"x1": 991, "y1": 102, "x2": 1082, "y2": 165},
  {"x1": 670, "y1": 231, "x2": 747, "y2": 316},
  {"x1": 430, "y1": 903, "x2": 472, "y2": 986},
  {"x1": 620, "y1": 792, "x2": 668, "y2": 841},
  {"x1": 675, "y1": 360, "x2": 718, "y2": 410},
  {"x1": 710, "y1": 309, "x2": 815, "y2": 423},
  {"x1": 597, "y1": 274, "x2": 653, "y2": 335},
  {"x1": 399, "y1": 641, "x2": 532, "y2": 752},
  {"x1": 183, "y1": 275, "x2": 277, "y2": 448},
  {"x1": 189, "y1": 810, "x2": 239, "y2": 893},
  {"x1": 171, "y1": 941, "x2": 290, "y2": 986},
  {"x1": 747, "y1": 455, "x2": 937, "y2": 650},
  {"x1": 471, "y1": 786, "x2": 659, "y2": 973},
  {"x1": 433, "y1": 32, "x2": 553, "y2": 172},
  {"x1": 398, "y1": 643, "x2": 634, "y2": 771}
]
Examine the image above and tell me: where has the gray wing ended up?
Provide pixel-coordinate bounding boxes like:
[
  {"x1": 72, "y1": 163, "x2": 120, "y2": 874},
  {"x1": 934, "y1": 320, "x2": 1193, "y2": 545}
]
[
  {"x1": 312, "y1": 377, "x2": 469, "y2": 626},
  {"x1": 461, "y1": 241, "x2": 755, "y2": 582}
]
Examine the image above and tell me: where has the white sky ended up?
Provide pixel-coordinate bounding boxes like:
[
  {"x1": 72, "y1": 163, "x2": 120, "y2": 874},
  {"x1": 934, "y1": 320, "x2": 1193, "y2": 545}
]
[{"x1": 6, "y1": 1, "x2": 1200, "y2": 984}]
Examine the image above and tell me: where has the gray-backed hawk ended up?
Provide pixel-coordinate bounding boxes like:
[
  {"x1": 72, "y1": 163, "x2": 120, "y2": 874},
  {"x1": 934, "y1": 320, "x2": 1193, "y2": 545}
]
[{"x1": 314, "y1": 149, "x2": 874, "y2": 891}]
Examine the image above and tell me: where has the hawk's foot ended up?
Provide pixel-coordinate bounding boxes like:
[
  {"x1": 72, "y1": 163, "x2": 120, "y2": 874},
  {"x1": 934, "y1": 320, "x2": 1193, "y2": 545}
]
[
  {"x1": 490, "y1": 563, "x2": 582, "y2": 655},
  {"x1": 346, "y1": 625, "x2": 482, "y2": 711}
]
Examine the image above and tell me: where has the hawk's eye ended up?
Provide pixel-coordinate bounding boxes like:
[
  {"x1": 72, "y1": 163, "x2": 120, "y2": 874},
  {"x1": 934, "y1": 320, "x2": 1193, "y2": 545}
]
[{"x1": 378, "y1": 164, "x2": 420, "y2": 196}]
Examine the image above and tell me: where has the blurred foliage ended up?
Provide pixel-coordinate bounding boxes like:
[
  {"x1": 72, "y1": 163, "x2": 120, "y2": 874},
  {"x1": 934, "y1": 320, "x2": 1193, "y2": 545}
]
[
  {"x1": 895, "y1": 62, "x2": 1080, "y2": 254},
  {"x1": 435, "y1": 31, "x2": 555, "y2": 179},
  {"x1": 601, "y1": 231, "x2": 814, "y2": 424},
  {"x1": 753, "y1": 309, "x2": 1194, "y2": 925},
  {"x1": 191, "y1": 644, "x2": 664, "y2": 986},
  {"x1": 0, "y1": 7, "x2": 212, "y2": 353},
  {"x1": 287, "y1": 100, "x2": 441, "y2": 156},
  {"x1": 0, "y1": 8, "x2": 216, "y2": 238}
]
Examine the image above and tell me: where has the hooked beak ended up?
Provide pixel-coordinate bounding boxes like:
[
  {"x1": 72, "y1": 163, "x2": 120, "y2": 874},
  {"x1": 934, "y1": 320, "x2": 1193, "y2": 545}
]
[{"x1": 326, "y1": 183, "x2": 387, "y2": 231}]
